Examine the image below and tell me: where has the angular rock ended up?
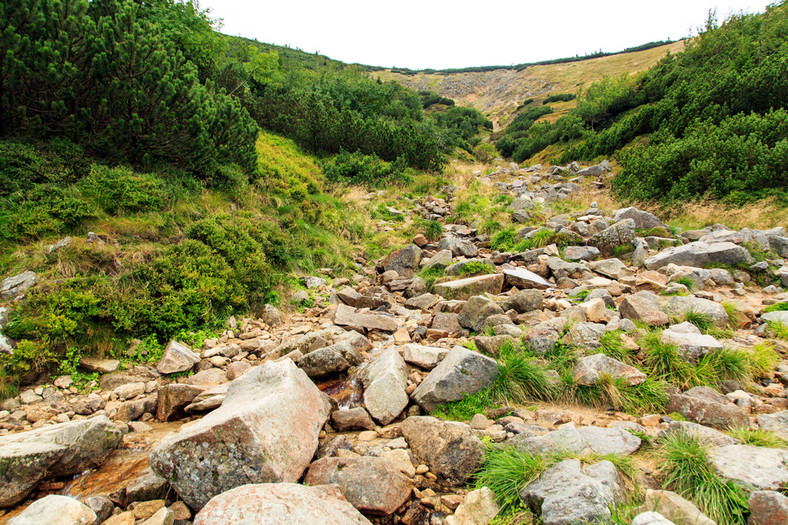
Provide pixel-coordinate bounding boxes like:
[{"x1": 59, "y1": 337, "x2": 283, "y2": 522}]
[
  {"x1": 193, "y1": 483, "x2": 372, "y2": 525},
  {"x1": 645, "y1": 241, "x2": 754, "y2": 270},
  {"x1": 763, "y1": 311, "x2": 788, "y2": 324},
  {"x1": 457, "y1": 295, "x2": 505, "y2": 332},
  {"x1": 405, "y1": 293, "x2": 440, "y2": 310},
  {"x1": 401, "y1": 416, "x2": 485, "y2": 486},
  {"x1": 185, "y1": 368, "x2": 226, "y2": 387},
  {"x1": 630, "y1": 511, "x2": 674, "y2": 525},
  {"x1": 641, "y1": 489, "x2": 715, "y2": 525},
  {"x1": 661, "y1": 420, "x2": 738, "y2": 447},
  {"x1": 710, "y1": 445, "x2": 788, "y2": 490},
  {"x1": 520, "y1": 459, "x2": 623, "y2": 525},
  {"x1": 589, "y1": 219, "x2": 636, "y2": 253},
  {"x1": 502, "y1": 289, "x2": 543, "y2": 313},
  {"x1": 157, "y1": 384, "x2": 204, "y2": 422},
  {"x1": 333, "y1": 304, "x2": 399, "y2": 332},
  {"x1": 620, "y1": 291, "x2": 669, "y2": 326},
  {"x1": 757, "y1": 410, "x2": 788, "y2": 440},
  {"x1": 304, "y1": 456, "x2": 411, "y2": 515},
  {"x1": 149, "y1": 361, "x2": 330, "y2": 510},
  {"x1": 510, "y1": 428, "x2": 589, "y2": 455},
  {"x1": 7, "y1": 494, "x2": 96, "y2": 525},
  {"x1": 296, "y1": 341, "x2": 363, "y2": 378},
  {"x1": 574, "y1": 353, "x2": 647, "y2": 386},
  {"x1": 576, "y1": 426, "x2": 642, "y2": 455},
  {"x1": 433, "y1": 273, "x2": 504, "y2": 301},
  {"x1": 659, "y1": 296, "x2": 729, "y2": 328},
  {"x1": 331, "y1": 407, "x2": 376, "y2": 431},
  {"x1": 402, "y1": 344, "x2": 448, "y2": 370},
  {"x1": 562, "y1": 322, "x2": 605, "y2": 349},
  {"x1": 411, "y1": 346, "x2": 499, "y2": 412},
  {"x1": 260, "y1": 304, "x2": 283, "y2": 327},
  {"x1": 438, "y1": 237, "x2": 478, "y2": 258},
  {"x1": 564, "y1": 246, "x2": 600, "y2": 261},
  {"x1": 444, "y1": 487, "x2": 500, "y2": 525},
  {"x1": 502, "y1": 268, "x2": 551, "y2": 289},
  {"x1": 126, "y1": 469, "x2": 169, "y2": 503},
  {"x1": 524, "y1": 318, "x2": 565, "y2": 354},
  {"x1": 337, "y1": 287, "x2": 362, "y2": 306},
  {"x1": 444, "y1": 258, "x2": 496, "y2": 277},
  {"x1": 156, "y1": 341, "x2": 200, "y2": 375},
  {"x1": 423, "y1": 249, "x2": 453, "y2": 268},
  {"x1": 362, "y1": 348, "x2": 408, "y2": 425},
  {"x1": 613, "y1": 207, "x2": 669, "y2": 230},
  {"x1": 667, "y1": 386, "x2": 748, "y2": 429},
  {"x1": 661, "y1": 329, "x2": 722, "y2": 362},
  {"x1": 383, "y1": 245, "x2": 423, "y2": 278},
  {"x1": 473, "y1": 335, "x2": 517, "y2": 356},
  {"x1": 0, "y1": 271, "x2": 37, "y2": 299},
  {"x1": 588, "y1": 258, "x2": 632, "y2": 280},
  {"x1": 0, "y1": 416, "x2": 122, "y2": 507},
  {"x1": 748, "y1": 490, "x2": 788, "y2": 525}
]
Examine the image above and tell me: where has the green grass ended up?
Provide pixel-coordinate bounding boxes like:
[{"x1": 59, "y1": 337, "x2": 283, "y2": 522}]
[
  {"x1": 728, "y1": 427, "x2": 788, "y2": 448},
  {"x1": 768, "y1": 321, "x2": 788, "y2": 340},
  {"x1": 420, "y1": 219, "x2": 444, "y2": 242},
  {"x1": 746, "y1": 342, "x2": 780, "y2": 379},
  {"x1": 764, "y1": 302, "x2": 788, "y2": 313},
  {"x1": 599, "y1": 330, "x2": 631, "y2": 363},
  {"x1": 657, "y1": 431, "x2": 749, "y2": 525},
  {"x1": 490, "y1": 344, "x2": 556, "y2": 403},
  {"x1": 682, "y1": 309, "x2": 713, "y2": 332},
  {"x1": 672, "y1": 276, "x2": 695, "y2": 291},
  {"x1": 459, "y1": 260, "x2": 495, "y2": 277},
  {"x1": 416, "y1": 265, "x2": 446, "y2": 289},
  {"x1": 432, "y1": 389, "x2": 495, "y2": 421}
]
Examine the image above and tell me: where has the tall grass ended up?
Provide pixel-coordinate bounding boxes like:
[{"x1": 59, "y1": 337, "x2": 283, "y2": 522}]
[
  {"x1": 490, "y1": 345, "x2": 555, "y2": 402},
  {"x1": 728, "y1": 427, "x2": 788, "y2": 448}
]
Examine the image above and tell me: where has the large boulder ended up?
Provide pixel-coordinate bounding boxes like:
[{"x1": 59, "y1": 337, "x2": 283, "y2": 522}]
[
  {"x1": 7, "y1": 494, "x2": 96, "y2": 525},
  {"x1": 613, "y1": 207, "x2": 669, "y2": 230},
  {"x1": 333, "y1": 304, "x2": 399, "y2": 332},
  {"x1": 0, "y1": 416, "x2": 122, "y2": 507},
  {"x1": 710, "y1": 445, "x2": 788, "y2": 490},
  {"x1": 575, "y1": 426, "x2": 642, "y2": 455},
  {"x1": 433, "y1": 274, "x2": 504, "y2": 301},
  {"x1": 574, "y1": 353, "x2": 647, "y2": 386},
  {"x1": 382, "y1": 244, "x2": 422, "y2": 278},
  {"x1": 502, "y1": 268, "x2": 551, "y2": 290},
  {"x1": 645, "y1": 241, "x2": 754, "y2": 270},
  {"x1": 411, "y1": 346, "x2": 499, "y2": 412},
  {"x1": 457, "y1": 295, "x2": 505, "y2": 332},
  {"x1": 524, "y1": 318, "x2": 565, "y2": 354},
  {"x1": 661, "y1": 329, "x2": 722, "y2": 362},
  {"x1": 194, "y1": 483, "x2": 371, "y2": 525},
  {"x1": 659, "y1": 296, "x2": 729, "y2": 328},
  {"x1": 438, "y1": 237, "x2": 478, "y2": 258},
  {"x1": 362, "y1": 348, "x2": 409, "y2": 425},
  {"x1": 402, "y1": 344, "x2": 448, "y2": 370},
  {"x1": 444, "y1": 487, "x2": 500, "y2": 525},
  {"x1": 157, "y1": 384, "x2": 204, "y2": 422},
  {"x1": 589, "y1": 219, "x2": 636, "y2": 254},
  {"x1": 619, "y1": 291, "x2": 669, "y2": 326},
  {"x1": 667, "y1": 386, "x2": 748, "y2": 430},
  {"x1": 401, "y1": 416, "x2": 485, "y2": 486},
  {"x1": 520, "y1": 459, "x2": 623, "y2": 525},
  {"x1": 149, "y1": 361, "x2": 330, "y2": 510},
  {"x1": 156, "y1": 341, "x2": 200, "y2": 375},
  {"x1": 588, "y1": 258, "x2": 632, "y2": 280},
  {"x1": 304, "y1": 457, "x2": 411, "y2": 515}
]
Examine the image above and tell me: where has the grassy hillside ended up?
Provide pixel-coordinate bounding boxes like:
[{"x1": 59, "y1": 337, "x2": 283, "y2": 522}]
[{"x1": 375, "y1": 41, "x2": 686, "y2": 129}]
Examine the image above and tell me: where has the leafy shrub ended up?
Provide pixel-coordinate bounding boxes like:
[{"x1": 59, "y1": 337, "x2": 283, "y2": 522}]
[
  {"x1": 543, "y1": 93, "x2": 576, "y2": 103},
  {"x1": 322, "y1": 150, "x2": 409, "y2": 187},
  {"x1": 79, "y1": 165, "x2": 168, "y2": 213}
]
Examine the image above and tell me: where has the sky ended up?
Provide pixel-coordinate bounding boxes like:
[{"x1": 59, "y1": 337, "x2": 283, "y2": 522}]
[{"x1": 199, "y1": 0, "x2": 777, "y2": 70}]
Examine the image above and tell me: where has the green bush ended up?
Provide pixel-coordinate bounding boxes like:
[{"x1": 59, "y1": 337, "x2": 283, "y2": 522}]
[
  {"x1": 322, "y1": 150, "x2": 410, "y2": 187},
  {"x1": 79, "y1": 165, "x2": 168, "y2": 213}
]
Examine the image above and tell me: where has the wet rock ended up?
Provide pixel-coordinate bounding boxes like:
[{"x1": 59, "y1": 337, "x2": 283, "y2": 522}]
[
  {"x1": 710, "y1": 445, "x2": 788, "y2": 490},
  {"x1": 0, "y1": 271, "x2": 37, "y2": 299},
  {"x1": 502, "y1": 289, "x2": 543, "y2": 313},
  {"x1": 156, "y1": 341, "x2": 200, "y2": 375},
  {"x1": 7, "y1": 494, "x2": 96, "y2": 525},
  {"x1": 502, "y1": 268, "x2": 551, "y2": 289},
  {"x1": 520, "y1": 459, "x2": 623, "y2": 525},
  {"x1": 667, "y1": 386, "x2": 748, "y2": 430},
  {"x1": 411, "y1": 346, "x2": 499, "y2": 412},
  {"x1": 620, "y1": 291, "x2": 669, "y2": 326},
  {"x1": 0, "y1": 416, "x2": 122, "y2": 507},
  {"x1": 401, "y1": 416, "x2": 485, "y2": 486},
  {"x1": 193, "y1": 483, "x2": 372, "y2": 524},
  {"x1": 458, "y1": 295, "x2": 505, "y2": 332},
  {"x1": 444, "y1": 487, "x2": 500, "y2": 525},
  {"x1": 402, "y1": 344, "x2": 448, "y2": 369},
  {"x1": 748, "y1": 490, "x2": 788, "y2": 525},
  {"x1": 383, "y1": 245, "x2": 423, "y2": 278},
  {"x1": 333, "y1": 304, "x2": 399, "y2": 332},
  {"x1": 433, "y1": 273, "x2": 504, "y2": 300},
  {"x1": 574, "y1": 353, "x2": 647, "y2": 386},
  {"x1": 304, "y1": 456, "x2": 411, "y2": 515},
  {"x1": 362, "y1": 348, "x2": 408, "y2": 425},
  {"x1": 645, "y1": 241, "x2": 754, "y2": 270},
  {"x1": 149, "y1": 361, "x2": 330, "y2": 510},
  {"x1": 296, "y1": 341, "x2": 363, "y2": 378}
]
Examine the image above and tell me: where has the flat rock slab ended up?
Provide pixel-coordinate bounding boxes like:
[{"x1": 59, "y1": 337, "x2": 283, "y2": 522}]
[
  {"x1": 362, "y1": 348, "x2": 408, "y2": 425},
  {"x1": 411, "y1": 346, "x2": 499, "y2": 412},
  {"x1": 645, "y1": 241, "x2": 754, "y2": 270},
  {"x1": 149, "y1": 361, "x2": 330, "y2": 511},
  {"x1": 576, "y1": 426, "x2": 642, "y2": 455},
  {"x1": 402, "y1": 344, "x2": 448, "y2": 369},
  {"x1": 661, "y1": 420, "x2": 738, "y2": 447},
  {"x1": 0, "y1": 271, "x2": 36, "y2": 299},
  {"x1": 334, "y1": 304, "x2": 399, "y2": 332},
  {"x1": 7, "y1": 494, "x2": 97, "y2": 525},
  {"x1": 401, "y1": 416, "x2": 485, "y2": 486},
  {"x1": 710, "y1": 445, "x2": 788, "y2": 490},
  {"x1": 757, "y1": 410, "x2": 788, "y2": 440},
  {"x1": 194, "y1": 483, "x2": 371, "y2": 525},
  {"x1": 304, "y1": 457, "x2": 411, "y2": 515},
  {"x1": 0, "y1": 416, "x2": 122, "y2": 507},
  {"x1": 433, "y1": 274, "x2": 504, "y2": 300},
  {"x1": 763, "y1": 311, "x2": 788, "y2": 324},
  {"x1": 502, "y1": 268, "x2": 551, "y2": 289}
]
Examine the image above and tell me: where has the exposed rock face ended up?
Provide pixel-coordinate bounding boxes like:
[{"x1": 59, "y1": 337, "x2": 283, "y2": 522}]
[
  {"x1": 304, "y1": 456, "x2": 412, "y2": 515},
  {"x1": 7, "y1": 494, "x2": 97, "y2": 525},
  {"x1": 644, "y1": 241, "x2": 754, "y2": 270},
  {"x1": 362, "y1": 348, "x2": 409, "y2": 425},
  {"x1": 382, "y1": 244, "x2": 422, "y2": 278},
  {"x1": 710, "y1": 445, "x2": 788, "y2": 490},
  {"x1": 156, "y1": 341, "x2": 200, "y2": 375},
  {"x1": 433, "y1": 274, "x2": 504, "y2": 300},
  {"x1": 149, "y1": 361, "x2": 330, "y2": 510},
  {"x1": 520, "y1": 459, "x2": 623, "y2": 525},
  {"x1": 667, "y1": 386, "x2": 748, "y2": 429},
  {"x1": 574, "y1": 353, "x2": 647, "y2": 386},
  {"x1": 401, "y1": 416, "x2": 485, "y2": 486},
  {"x1": 0, "y1": 416, "x2": 122, "y2": 507},
  {"x1": 411, "y1": 346, "x2": 499, "y2": 412},
  {"x1": 193, "y1": 483, "x2": 372, "y2": 525}
]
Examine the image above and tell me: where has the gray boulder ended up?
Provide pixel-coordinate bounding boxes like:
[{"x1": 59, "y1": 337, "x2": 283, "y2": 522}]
[
  {"x1": 457, "y1": 295, "x2": 505, "y2": 332},
  {"x1": 296, "y1": 341, "x2": 363, "y2": 377},
  {"x1": 588, "y1": 258, "x2": 632, "y2": 280},
  {"x1": 613, "y1": 207, "x2": 669, "y2": 230},
  {"x1": 645, "y1": 241, "x2": 754, "y2": 270},
  {"x1": 661, "y1": 329, "x2": 722, "y2": 362},
  {"x1": 589, "y1": 219, "x2": 636, "y2": 253},
  {"x1": 149, "y1": 361, "x2": 330, "y2": 510},
  {"x1": 433, "y1": 274, "x2": 504, "y2": 300},
  {"x1": 710, "y1": 445, "x2": 788, "y2": 490},
  {"x1": 411, "y1": 346, "x2": 499, "y2": 412},
  {"x1": 156, "y1": 340, "x2": 200, "y2": 375},
  {"x1": 193, "y1": 483, "x2": 371, "y2": 525},
  {"x1": 439, "y1": 237, "x2": 479, "y2": 258},
  {"x1": 659, "y1": 296, "x2": 729, "y2": 328},
  {"x1": 524, "y1": 318, "x2": 565, "y2": 354},
  {"x1": 667, "y1": 386, "x2": 748, "y2": 429},
  {"x1": 520, "y1": 459, "x2": 623, "y2": 525},
  {"x1": 382, "y1": 244, "x2": 422, "y2": 277},
  {"x1": 574, "y1": 353, "x2": 647, "y2": 386},
  {"x1": 362, "y1": 348, "x2": 409, "y2": 425},
  {"x1": 564, "y1": 246, "x2": 600, "y2": 261},
  {"x1": 661, "y1": 420, "x2": 738, "y2": 447},
  {"x1": 562, "y1": 322, "x2": 605, "y2": 349},
  {"x1": 620, "y1": 291, "x2": 669, "y2": 326},
  {"x1": 757, "y1": 410, "x2": 788, "y2": 440},
  {"x1": 641, "y1": 489, "x2": 715, "y2": 525},
  {"x1": 333, "y1": 304, "x2": 399, "y2": 332},
  {"x1": 402, "y1": 344, "x2": 448, "y2": 369},
  {"x1": 576, "y1": 426, "x2": 642, "y2": 455},
  {"x1": 0, "y1": 416, "x2": 122, "y2": 507},
  {"x1": 7, "y1": 494, "x2": 96, "y2": 525},
  {"x1": 401, "y1": 416, "x2": 485, "y2": 486},
  {"x1": 502, "y1": 268, "x2": 551, "y2": 289},
  {"x1": 502, "y1": 289, "x2": 543, "y2": 313},
  {"x1": 0, "y1": 271, "x2": 37, "y2": 299}
]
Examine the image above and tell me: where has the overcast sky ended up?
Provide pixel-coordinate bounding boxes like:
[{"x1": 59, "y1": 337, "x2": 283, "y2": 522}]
[{"x1": 200, "y1": 0, "x2": 776, "y2": 70}]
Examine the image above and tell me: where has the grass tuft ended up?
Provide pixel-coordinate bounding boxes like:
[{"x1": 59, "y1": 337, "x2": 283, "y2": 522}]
[
  {"x1": 728, "y1": 427, "x2": 788, "y2": 448},
  {"x1": 683, "y1": 309, "x2": 714, "y2": 333},
  {"x1": 490, "y1": 345, "x2": 556, "y2": 403},
  {"x1": 764, "y1": 302, "x2": 788, "y2": 313}
]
